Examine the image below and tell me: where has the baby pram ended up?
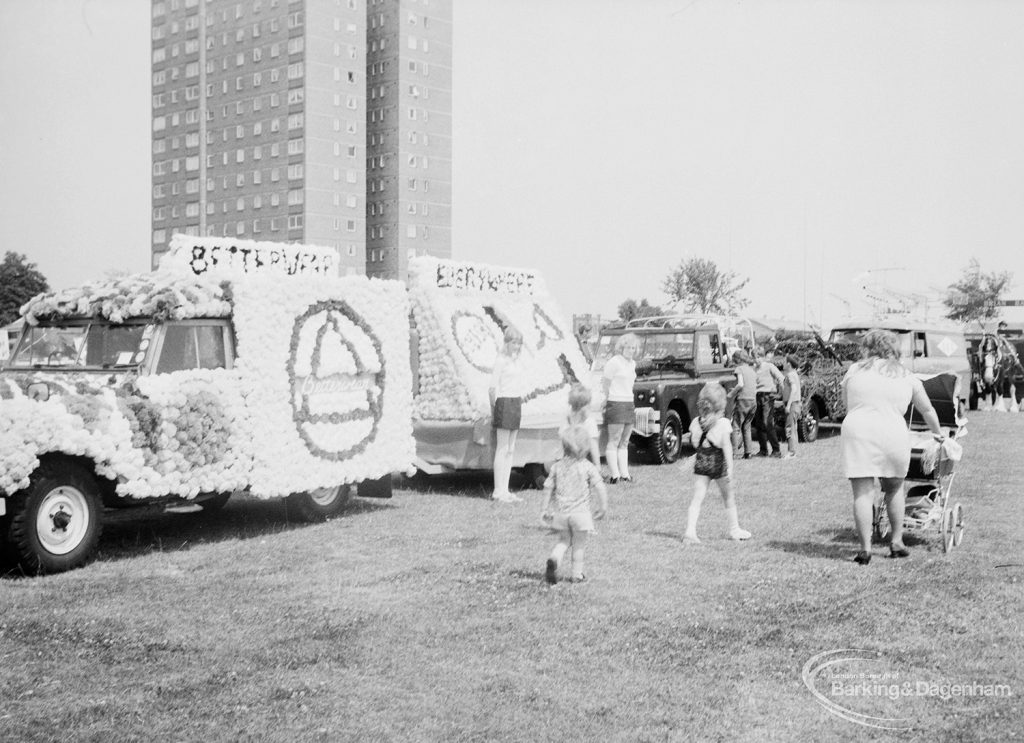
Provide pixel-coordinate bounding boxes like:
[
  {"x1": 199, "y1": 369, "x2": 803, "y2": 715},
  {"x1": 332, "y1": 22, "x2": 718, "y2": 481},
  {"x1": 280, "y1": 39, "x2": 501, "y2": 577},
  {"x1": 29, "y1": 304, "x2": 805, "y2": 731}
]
[{"x1": 872, "y1": 372, "x2": 966, "y2": 553}]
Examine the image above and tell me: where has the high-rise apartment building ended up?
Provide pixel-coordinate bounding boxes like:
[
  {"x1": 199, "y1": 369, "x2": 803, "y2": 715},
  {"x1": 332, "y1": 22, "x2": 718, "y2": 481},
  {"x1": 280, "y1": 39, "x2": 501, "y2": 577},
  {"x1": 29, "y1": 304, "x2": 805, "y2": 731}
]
[
  {"x1": 150, "y1": 0, "x2": 451, "y2": 279},
  {"x1": 366, "y1": 0, "x2": 452, "y2": 279}
]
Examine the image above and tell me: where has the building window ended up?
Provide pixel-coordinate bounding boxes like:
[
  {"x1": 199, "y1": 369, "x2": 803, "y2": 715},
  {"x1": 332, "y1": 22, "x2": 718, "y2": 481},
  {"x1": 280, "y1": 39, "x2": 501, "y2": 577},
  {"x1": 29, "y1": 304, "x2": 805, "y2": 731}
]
[
  {"x1": 287, "y1": 164, "x2": 304, "y2": 179},
  {"x1": 287, "y1": 139, "x2": 304, "y2": 155},
  {"x1": 288, "y1": 215, "x2": 303, "y2": 230}
]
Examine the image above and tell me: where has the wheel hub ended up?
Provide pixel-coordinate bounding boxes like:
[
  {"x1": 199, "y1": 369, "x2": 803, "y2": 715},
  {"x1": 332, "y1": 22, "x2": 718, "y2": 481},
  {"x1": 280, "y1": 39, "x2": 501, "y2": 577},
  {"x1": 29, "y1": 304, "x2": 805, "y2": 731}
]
[{"x1": 35, "y1": 486, "x2": 91, "y2": 556}]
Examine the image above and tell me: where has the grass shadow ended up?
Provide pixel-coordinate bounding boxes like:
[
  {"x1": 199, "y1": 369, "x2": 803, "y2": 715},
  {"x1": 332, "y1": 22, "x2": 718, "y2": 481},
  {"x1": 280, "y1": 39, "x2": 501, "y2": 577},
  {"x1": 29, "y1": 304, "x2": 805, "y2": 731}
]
[
  {"x1": 89, "y1": 495, "x2": 395, "y2": 568},
  {"x1": 399, "y1": 468, "x2": 543, "y2": 499},
  {"x1": 646, "y1": 529, "x2": 685, "y2": 542}
]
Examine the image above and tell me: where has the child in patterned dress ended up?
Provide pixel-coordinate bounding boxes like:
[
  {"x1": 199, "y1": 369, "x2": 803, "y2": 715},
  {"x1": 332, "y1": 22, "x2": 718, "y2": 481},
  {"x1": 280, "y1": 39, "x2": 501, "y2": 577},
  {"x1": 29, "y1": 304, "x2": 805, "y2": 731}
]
[{"x1": 541, "y1": 424, "x2": 609, "y2": 584}]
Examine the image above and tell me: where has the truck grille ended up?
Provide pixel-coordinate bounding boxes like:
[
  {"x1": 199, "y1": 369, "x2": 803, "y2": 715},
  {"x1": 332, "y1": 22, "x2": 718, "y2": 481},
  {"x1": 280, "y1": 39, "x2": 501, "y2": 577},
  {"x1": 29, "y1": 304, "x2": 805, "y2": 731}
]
[{"x1": 633, "y1": 406, "x2": 658, "y2": 436}]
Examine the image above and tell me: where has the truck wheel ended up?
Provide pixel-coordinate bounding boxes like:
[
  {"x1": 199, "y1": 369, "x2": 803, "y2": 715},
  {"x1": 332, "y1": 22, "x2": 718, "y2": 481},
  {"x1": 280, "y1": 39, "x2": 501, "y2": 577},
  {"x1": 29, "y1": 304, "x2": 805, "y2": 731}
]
[
  {"x1": 286, "y1": 485, "x2": 352, "y2": 522},
  {"x1": 798, "y1": 402, "x2": 820, "y2": 443},
  {"x1": 4, "y1": 462, "x2": 103, "y2": 575},
  {"x1": 653, "y1": 410, "x2": 683, "y2": 464}
]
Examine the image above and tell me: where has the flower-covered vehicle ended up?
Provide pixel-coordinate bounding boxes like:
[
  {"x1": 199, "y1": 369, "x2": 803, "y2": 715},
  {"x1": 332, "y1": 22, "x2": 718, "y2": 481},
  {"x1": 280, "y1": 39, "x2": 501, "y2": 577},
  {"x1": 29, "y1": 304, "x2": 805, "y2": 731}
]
[
  {"x1": 0, "y1": 237, "x2": 414, "y2": 574},
  {"x1": 406, "y1": 257, "x2": 594, "y2": 486}
]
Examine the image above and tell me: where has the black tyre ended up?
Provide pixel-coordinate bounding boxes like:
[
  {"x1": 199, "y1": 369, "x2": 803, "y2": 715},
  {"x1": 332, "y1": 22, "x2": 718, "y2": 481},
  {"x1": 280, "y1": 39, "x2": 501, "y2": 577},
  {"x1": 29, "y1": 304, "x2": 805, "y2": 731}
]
[
  {"x1": 653, "y1": 410, "x2": 683, "y2": 464},
  {"x1": 4, "y1": 462, "x2": 103, "y2": 575},
  {"x1": 286, "y1": 485, "x2": 352, "y2": 522},
  {"x1": 798, "y1": 401, "x2": 820, "y2": 443},
  {"x1": 522, "y1": 463, "x2": 548, "y2": 490}
]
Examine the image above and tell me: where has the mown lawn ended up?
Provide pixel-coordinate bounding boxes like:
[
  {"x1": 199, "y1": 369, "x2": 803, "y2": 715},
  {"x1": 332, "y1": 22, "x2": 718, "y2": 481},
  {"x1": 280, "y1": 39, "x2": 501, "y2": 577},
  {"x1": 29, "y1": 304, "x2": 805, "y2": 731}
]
[{"x1": 1, "y1": 413, "x2": 1021, "y2": 742}]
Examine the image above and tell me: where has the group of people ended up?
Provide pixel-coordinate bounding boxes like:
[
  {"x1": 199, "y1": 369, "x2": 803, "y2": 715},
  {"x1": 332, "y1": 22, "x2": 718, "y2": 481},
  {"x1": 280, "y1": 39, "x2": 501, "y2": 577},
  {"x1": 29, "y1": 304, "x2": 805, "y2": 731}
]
[
  {"x1": 487, "y1": 324, "x2": 947, "y2": 582},
  {"x1": 726, "y1": 347, "x2": 802, "y2": 460}
]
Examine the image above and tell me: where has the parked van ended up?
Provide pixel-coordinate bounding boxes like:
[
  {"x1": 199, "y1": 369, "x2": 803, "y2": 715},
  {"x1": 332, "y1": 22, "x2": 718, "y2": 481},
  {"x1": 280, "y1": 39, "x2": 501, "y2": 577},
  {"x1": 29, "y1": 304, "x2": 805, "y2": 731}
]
[{"x1": 828, "y1": 318, "x2": 971, "y2": 404}]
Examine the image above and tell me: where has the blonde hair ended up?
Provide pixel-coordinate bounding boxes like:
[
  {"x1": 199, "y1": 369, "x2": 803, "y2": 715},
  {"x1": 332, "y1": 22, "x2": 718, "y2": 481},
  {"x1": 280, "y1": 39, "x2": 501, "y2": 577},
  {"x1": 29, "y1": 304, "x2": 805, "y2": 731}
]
[
  {"x1": 567, "y1": 383, "x2": 592, "y2": 413},
  {"x1": 500, "y1": 326, "x2": 524, "y2": 357},
  {"x1": 560, "y1": 424, "x2": 592, "y2": 460},
  {"x1": 697, "y1": 381, "x2": 727, "y2": 427},
  {"x1": 614, "y1": 333, "x2": 639, "y2": 354},
  {"x1": 855, "y1": 329, "x2": 907, "y2": 377}
]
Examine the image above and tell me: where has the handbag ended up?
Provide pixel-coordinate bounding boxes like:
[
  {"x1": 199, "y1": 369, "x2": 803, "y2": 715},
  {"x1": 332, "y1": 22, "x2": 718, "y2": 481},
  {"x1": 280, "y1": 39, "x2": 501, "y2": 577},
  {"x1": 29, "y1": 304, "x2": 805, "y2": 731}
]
[{"x1": 693, "y1": 429, "x2": 726, "y2": 478}]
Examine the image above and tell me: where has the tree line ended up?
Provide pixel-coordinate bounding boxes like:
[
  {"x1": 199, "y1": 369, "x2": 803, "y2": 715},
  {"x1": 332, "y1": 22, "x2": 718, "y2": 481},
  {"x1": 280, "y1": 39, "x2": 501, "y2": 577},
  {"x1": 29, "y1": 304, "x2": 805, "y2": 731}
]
[{"x1": 0, "y1": 250, "x2": 1013, "y2": 331}]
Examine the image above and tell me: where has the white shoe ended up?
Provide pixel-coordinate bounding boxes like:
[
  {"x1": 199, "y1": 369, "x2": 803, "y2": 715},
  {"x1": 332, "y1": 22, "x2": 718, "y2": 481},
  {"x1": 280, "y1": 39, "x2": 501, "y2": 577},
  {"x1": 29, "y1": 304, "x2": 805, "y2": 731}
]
[
  {"x1": 683, "y1": 533, "x2": 701, "y2": 544},
  {"x1": 492, "y1": 492, "x2": 516, "y2": 503},
  {"x1": 729, "y1": 527, "x2": 752, "y2": 540}
]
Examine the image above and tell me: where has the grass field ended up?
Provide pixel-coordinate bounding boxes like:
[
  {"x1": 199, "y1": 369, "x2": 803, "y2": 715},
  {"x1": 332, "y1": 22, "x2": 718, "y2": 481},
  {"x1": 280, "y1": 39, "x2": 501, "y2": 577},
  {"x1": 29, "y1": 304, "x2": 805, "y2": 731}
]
[{"x1": 1, "y1": 412, "x2": 1022, "y2": 742}]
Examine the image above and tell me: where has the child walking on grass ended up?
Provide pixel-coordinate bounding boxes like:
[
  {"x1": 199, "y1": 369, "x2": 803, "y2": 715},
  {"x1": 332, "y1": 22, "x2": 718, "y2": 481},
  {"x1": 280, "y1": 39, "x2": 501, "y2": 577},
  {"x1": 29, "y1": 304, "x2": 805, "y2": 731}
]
[
  {"x1": 684, "y1": 381, "x2": 751, "y2": 543},
  {"x1": 541, "y1": 424, "x2": 609, "y2": 584},
  {"x1": 565, "y1": 383, "x2": 601, "y2": 468}
]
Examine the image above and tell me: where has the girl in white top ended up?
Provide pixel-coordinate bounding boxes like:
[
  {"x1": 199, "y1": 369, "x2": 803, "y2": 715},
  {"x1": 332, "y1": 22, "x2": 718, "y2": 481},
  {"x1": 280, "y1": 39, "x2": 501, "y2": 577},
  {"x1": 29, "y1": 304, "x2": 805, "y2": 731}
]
[
  {"x1": 602, "y1": 333, "x2": 639, "y2": 483},
  {"x1": 684, "y1": 381, "x2": 751, "y2": 543},
  {"x1": 489, "y1": 327, "x2": 525, "y2": 503}
]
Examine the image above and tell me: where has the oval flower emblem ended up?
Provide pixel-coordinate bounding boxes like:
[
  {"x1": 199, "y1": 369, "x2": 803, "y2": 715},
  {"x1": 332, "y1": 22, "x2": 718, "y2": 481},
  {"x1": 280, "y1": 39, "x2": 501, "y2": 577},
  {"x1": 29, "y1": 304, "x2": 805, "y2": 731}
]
[{"x1": 287, "y1": 300, "x2": 386, "y2": 460}]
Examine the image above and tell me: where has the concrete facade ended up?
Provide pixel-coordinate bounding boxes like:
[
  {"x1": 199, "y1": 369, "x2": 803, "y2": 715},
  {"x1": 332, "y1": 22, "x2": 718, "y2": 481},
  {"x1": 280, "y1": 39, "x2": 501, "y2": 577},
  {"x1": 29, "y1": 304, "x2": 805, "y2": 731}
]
[{"x1": 150, "y1": 0, "x2": 451, "y2": 279}]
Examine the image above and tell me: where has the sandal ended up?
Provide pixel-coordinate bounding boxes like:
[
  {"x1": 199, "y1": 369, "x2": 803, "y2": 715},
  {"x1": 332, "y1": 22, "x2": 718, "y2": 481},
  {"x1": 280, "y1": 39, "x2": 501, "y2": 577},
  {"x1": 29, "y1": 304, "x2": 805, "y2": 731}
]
[
  {"x1": 853, "y1": 552, "x2": 872, "y2": 565},
  {"x1": 889, "y1": 546, "x2": 910, "y2": 558}
]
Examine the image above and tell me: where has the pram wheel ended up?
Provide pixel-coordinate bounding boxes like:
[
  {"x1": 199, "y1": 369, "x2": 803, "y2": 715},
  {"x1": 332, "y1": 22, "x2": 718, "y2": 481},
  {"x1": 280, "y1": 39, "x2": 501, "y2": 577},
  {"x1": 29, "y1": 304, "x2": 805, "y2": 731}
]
[
  {"x1": 952, "y1": 503, "x2": 965, "y2": 547},
  {"x1": 872, "y1": 507, "x2": 890, "y2": 542},
  {"x1": 942, "y1": 508, "x2": 957, "y2": 553}
]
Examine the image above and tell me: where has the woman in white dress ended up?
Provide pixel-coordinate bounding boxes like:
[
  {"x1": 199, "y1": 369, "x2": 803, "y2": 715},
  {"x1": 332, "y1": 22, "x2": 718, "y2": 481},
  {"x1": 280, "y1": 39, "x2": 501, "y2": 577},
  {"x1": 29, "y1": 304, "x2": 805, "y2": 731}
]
[{"x1": 841, "y1": 329, "x2": 945, "y2": 564}]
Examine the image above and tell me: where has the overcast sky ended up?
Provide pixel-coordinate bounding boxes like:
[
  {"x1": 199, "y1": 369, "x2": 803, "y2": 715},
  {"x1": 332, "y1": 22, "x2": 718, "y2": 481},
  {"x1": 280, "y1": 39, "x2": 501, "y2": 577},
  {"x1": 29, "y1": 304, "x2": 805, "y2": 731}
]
[{"x1": 1, "y1": 0, "x2": 1022, "y2": 330}]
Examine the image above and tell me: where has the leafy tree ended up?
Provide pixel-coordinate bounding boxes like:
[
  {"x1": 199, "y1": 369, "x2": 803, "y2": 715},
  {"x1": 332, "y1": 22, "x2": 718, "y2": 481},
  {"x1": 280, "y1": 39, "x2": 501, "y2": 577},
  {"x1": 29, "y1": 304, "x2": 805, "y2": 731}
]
[
  {"x1": 661, "y1": 257, "x2": 750, "y2": 314},
  {"x1": 943, "y1": 258, "x2": 1012, "y2": 326},
  {"x1": 0, "y1": 252, "x2": 49, "y2": 326},
  {"x1": 617, "y1": 298, "x2": 663, "y2": 323}
]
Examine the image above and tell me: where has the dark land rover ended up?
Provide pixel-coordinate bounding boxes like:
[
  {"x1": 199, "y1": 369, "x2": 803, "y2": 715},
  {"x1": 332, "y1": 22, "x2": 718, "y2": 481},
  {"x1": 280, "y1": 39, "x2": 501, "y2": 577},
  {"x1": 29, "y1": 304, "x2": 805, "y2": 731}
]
[{"x1": 592, "y1": 315, "x2": 753, "y2": 463}]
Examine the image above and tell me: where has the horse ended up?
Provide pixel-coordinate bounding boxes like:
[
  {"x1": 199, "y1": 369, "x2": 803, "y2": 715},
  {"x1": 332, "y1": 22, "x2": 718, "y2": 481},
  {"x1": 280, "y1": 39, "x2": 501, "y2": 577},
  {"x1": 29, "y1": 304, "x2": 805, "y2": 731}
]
[{"x1": 975, "y1": 333, "x2": 1024, "y2": 410}]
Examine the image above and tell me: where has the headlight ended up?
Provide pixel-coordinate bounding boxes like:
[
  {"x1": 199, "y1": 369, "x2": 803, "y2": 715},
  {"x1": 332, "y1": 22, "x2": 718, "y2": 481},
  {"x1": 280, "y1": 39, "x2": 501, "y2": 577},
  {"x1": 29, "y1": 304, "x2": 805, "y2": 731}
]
[{"x1": 648, "y1": 392, "x2": 656, "y2": 404}]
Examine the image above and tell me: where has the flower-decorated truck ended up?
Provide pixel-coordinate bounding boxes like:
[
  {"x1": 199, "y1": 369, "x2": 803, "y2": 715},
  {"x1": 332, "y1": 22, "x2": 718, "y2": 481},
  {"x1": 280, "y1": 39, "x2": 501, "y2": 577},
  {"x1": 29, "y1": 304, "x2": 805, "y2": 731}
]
[
  {"x1": 0, "y1": 236, "x2": 414, "y2": 574},
  {"x1": 407, "y1": 256, "x2": 594, "y2": 483}
]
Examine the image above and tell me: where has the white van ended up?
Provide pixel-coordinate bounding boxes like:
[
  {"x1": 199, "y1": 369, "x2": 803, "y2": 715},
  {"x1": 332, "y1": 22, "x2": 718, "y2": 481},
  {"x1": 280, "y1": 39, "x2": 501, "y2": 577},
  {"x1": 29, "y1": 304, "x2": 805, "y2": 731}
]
[{"x1": 828, "y1": 318, "x2": 971, "y2": 403}]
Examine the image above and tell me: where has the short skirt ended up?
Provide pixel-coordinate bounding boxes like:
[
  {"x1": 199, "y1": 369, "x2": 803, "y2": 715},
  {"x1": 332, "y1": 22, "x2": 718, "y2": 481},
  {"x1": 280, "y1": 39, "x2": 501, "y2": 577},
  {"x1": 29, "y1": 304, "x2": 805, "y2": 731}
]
[
  {"x1": 604, "y1": 399, "x2": 635, "y2": 425},
  {"x1": 492, "y1": 396, "x2": 522, "y2": 430},
  {"x1": 548, "y1": 511, "x2": 596, "y2": 533}
]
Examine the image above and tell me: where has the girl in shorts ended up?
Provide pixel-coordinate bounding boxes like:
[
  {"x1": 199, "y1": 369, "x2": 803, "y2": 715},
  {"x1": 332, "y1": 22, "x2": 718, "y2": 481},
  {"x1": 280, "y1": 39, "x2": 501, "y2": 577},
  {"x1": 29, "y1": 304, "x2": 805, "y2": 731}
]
[
  {"x1": 490, "y1": 327, "x2": 525, "y2": 503},
  {"x1": 602, "y1": 333, "x2": 639, "y2": 483},
  {"x1": 541, "y1": 424, "x2": 609, "y2": 584},
  {"x1": 684, "y1": 381, "x2": 751, "y2": 543}
]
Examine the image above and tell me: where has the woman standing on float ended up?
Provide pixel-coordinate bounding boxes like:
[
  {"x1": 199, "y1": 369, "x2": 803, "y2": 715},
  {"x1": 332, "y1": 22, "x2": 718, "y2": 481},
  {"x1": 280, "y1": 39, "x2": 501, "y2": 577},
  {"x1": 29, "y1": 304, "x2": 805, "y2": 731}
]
[{"x1": 602, "y1": 333, "x2": 639, "y2": 484}]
